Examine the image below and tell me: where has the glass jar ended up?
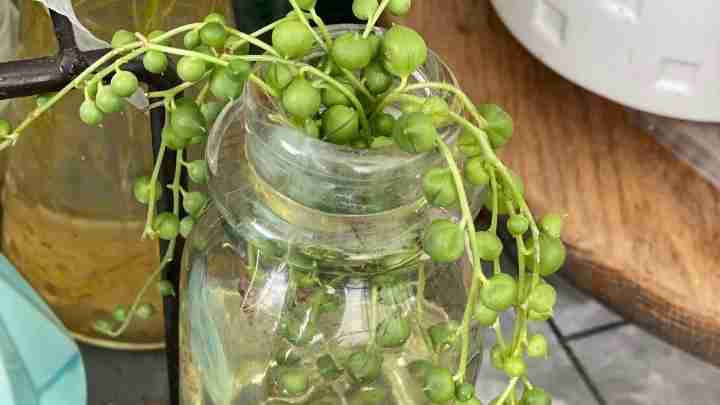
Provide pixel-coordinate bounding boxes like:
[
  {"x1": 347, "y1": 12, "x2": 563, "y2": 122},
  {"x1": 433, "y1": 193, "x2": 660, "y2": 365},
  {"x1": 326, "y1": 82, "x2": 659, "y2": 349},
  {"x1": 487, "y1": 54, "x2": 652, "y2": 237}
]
[
  {"x1": 1, "y1": 0, "x2": 233, "y2": 350},
  {"x1": 180, "y1": 26, "x2": 484, "y2": 405}
]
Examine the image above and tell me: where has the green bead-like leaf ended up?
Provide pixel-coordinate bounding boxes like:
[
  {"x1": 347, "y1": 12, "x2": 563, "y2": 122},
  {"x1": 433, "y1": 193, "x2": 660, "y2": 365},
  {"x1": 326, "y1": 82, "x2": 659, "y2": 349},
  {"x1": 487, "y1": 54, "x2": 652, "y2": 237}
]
[
  {"x1": 372, "y1": 113, "x2": 395, "y2": 137},
  {"x1": 210, "y1": 66, "x2": 244, "y2": 101},
  {"x1": 464, "y1": 157, "x2": 489, "y2": 186},
  {"x1": 504, "y1": 356, "x2": 527, "y2": 377},
  {"x1": 152, "y1": 213, "x2": 180, "y2": 240},
  {"x1": 520, "y1": 388, "x2": 553, "y2": 405},
  {"x1": 382, "y1": 25, "x2": 427, "y2": 78},
  {"x1": 527, "y1": 283, "x2": 557, "y2": 314},
  {"x1": 332, "y1": 32, "x2": 374, "y2": 71},
  {"x1": 272, "y1": 20, "x2": 315, "y2": 59},
  {"x1": 480, "y1": 273, "x2": 518, "y2": 311},
  {"x1": 422, "y1": 167, "x2": 457, "y2": 207},
  {"x1": 353, "y1": 0, "x2": 379, "y2": 20},
  {"x1": 322, "y1": 105, "x2": 360, "y2": 144},
  {"x1": 540, "y1": 213, "x2": 564, "y2": 238},
  {"x1": 526, "y1": 234, "x2": 566, "y2": 276},
  {"x1": 200, "y1": 21, "x2": 227, "y2": 48},
  {"x1": 376, "y1": 317, "x2": 411, "y2": 347},
  {"x1": 473, "y1": 300, "x2": 499, "y2": 326},
  {"x1": 364, "y1": 61, "x2": 393, "y2": 94},
  {"x1": 264, "y1": 64, "x2": 294, "y2": 91},
  {"x1": 111, "y1": 30, "x2": 135, "y2": 48},
  {"x1": 474, "y1": 231, "x2": 503, "y2": 261},
  {"x1": 478, "y1": 103, "x2": 513, "y2": 149},
  {"x1": 424, "y1": 367, "x2": 455, "y2": 404},
  {"x1": 321, "y1": 77, "x2": 354, "y2": 107},
  {"x1": 79, "y1": 100, "x2": 104, "y2": 126},
  {"x1": 393, "y1": 112, "x2": 437, "y2": 153},
  {"x1": 276, "y1": 367, "x2": 309, "y2": 396},
  {"x1": 527, "y1": 334, "x2": 549, "y2": 358},
  {"x1": 345, "y1": 351, "x2": 382, "y2": 383},
  {"x1": 388, "y1": 0, "x2": 412, "y2": 16},
  {"x1": 422, "y1": 97, "x2": 451, "y2": 127},
  {"x1": 422, "y1": 219, "x2": 464, "y2": 263}
]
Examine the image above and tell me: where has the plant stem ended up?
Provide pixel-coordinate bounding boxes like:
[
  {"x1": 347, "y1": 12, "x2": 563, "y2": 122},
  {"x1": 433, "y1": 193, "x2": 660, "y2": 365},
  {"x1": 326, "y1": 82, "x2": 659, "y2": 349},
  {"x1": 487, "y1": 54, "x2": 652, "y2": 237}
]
[
  {"x1": 371, "y1": 77, "x2": 410, "y2": 116},
  {"x1": 288, "y1": 0, "x2": 328, "y2": 52},
  {"x1": 1, "y1": 41, "x2": 146, "y2": 147},
  {"x1": 415, "y1": 262, "x2": 435, "y2": 354},
  {"x1": 107, "y1": 149, "x2": 183, "y2": 337},
  {"x1": 146, "y1": 81, "x2": 195, "y2": 98},
  {"x1": 142, "y1": 142, "x2": 167, "y2": 238},
  {"x1": 494, "y1": 319, "x2": 507, "y2": 349},
  {"x1": 88, "y1": 48, "x2": 148, "y2": 90},
  {"x1": 225, "y1": 27, "x2": 281, "y2": 57},
  {"x1": 435, "y1": 136, "x2": 486, "y2": 382},
  {"x1": 149, "y1": 22, "x2": 202, "y2": 44},
  {"x1": 403, "y1": 82, "x2": 487, "y2": 128},
  {"x1": 340, "y1": 67, "x2": 376, "y2": 102},
  {"x1": 226, "y1": 55, "x2": 369, "y2": 130},
  {"x1": 496, "y1": 378, "x2": 519, "y2": 405},
  {"x1": 510, "y1": 309, "x2": 527, "y2": 356},
  {"x1": 146, "y1": 43, "x2": 228, "y2": 66},
  {"x1": 309, "y1": 8, "x2": 333, "y2": 46},
  {"x1": 448, "y1": 110, "x2": 541, "y2": 267},
  {"x1": 104, "y1": 238, "x2": 175, "y2": 337},
  {"x1": 363, "y1": 0, "x2": 391, "y2": 38},
  {"x1": 368, "y1": 285, "x2": 379, "y2": 346},
  {"x1": 195, "y1": 82, "x2": 211, "y2": 104},
  {"x1": 507, "y1": 204, "x2": 529, "y2": 301},
  {"x1": 489, "y1": 168, "x2": 498, "y2": 233}
]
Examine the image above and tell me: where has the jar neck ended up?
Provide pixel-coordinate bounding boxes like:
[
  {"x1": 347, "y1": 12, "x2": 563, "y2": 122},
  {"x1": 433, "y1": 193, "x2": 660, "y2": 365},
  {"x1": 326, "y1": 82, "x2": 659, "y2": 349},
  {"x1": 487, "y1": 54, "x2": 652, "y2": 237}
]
[{"x1": 244, "y1": 149, "x2": 428, "y2": 235}]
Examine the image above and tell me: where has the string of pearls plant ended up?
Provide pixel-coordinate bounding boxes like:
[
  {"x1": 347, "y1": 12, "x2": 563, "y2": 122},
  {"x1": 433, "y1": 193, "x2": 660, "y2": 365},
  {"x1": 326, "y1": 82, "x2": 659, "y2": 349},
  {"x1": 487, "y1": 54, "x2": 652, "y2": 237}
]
[{"x1": 0, "y1": 0, "x2": 566, "y2": 404}]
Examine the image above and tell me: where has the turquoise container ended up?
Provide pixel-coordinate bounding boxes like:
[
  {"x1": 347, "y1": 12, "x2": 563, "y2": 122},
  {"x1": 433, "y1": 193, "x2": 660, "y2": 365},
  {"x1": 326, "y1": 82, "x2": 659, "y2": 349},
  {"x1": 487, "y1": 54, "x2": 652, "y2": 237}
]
[{"x1": 0, "y1": 254, "x2": 86, "y2": 405}]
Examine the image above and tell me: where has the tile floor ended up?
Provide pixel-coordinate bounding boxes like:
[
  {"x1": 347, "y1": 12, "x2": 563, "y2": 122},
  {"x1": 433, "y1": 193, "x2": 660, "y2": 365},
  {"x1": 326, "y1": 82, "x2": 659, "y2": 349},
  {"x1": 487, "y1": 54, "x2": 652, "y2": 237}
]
[{"x1": 81, "y1": 264, "x2": 720, "y2": 405}]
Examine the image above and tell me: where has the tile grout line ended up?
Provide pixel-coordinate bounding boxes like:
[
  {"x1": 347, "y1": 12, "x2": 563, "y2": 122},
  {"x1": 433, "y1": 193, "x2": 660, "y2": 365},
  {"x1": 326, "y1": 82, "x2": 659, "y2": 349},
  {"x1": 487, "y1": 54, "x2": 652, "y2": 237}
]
[
  {"x1": 563, "y1": 320, "x2": 629, "y2": 342},
  {"x1": 547, "y1": 318, "x2": 608, "y2": 405}
]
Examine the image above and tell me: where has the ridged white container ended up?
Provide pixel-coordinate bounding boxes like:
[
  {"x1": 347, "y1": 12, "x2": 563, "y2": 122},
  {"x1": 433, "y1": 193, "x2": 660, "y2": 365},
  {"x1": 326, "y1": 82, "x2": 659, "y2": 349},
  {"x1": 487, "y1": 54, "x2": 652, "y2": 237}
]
[{"x1": 491, "y1": 0, "x2": 720, "y2": 122}]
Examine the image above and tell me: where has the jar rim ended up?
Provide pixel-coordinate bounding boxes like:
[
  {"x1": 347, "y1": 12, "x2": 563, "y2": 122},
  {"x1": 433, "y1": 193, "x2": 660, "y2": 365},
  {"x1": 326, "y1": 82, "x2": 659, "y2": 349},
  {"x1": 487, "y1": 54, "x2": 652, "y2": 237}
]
[{"x1": 243, "y1": 23, "x2": 462, "y2": 169}]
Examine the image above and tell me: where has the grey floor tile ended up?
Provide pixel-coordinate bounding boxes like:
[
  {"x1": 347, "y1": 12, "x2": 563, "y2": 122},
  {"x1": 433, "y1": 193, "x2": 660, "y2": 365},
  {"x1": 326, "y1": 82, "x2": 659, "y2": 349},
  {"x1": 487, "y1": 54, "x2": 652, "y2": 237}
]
[
  {"x1": 569, "y1": 325, "x2": 720, "y2": 405},
  {"x1": 80, "y1": 344, "x2": 168, "y2": 405},
  {"x1": 474, "y1": 313, "x2": 600, "y2": 405},
  {"x1": 547, "y1": 275, "x2": 623, "y2": 336}
]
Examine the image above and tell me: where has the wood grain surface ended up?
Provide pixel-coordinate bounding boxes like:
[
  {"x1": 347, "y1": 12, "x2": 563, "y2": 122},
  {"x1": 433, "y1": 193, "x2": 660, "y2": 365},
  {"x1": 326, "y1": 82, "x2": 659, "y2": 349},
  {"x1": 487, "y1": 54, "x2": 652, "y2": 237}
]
[{"x1": 387, "y1": 0, "x2": 720, "y2": 366}]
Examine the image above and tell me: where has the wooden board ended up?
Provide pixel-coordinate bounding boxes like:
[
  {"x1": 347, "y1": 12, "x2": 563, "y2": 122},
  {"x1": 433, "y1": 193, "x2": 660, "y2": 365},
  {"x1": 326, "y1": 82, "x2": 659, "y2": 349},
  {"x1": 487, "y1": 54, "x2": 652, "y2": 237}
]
[{"x1": 387, "y1": 0, "x2": 720, "y2": 366}]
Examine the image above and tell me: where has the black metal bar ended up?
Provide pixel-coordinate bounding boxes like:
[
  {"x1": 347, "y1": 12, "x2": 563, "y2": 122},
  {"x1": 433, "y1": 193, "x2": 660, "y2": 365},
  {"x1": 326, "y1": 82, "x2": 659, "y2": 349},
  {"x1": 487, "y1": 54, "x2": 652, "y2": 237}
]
[
  {"x1": 50, "y1": 10, "x2": 78, "y2": 51},
  {"x1": 0, "y1": 49, "x2": 108, "y2": 99},
  {"x1": 136, "y1": 62, "x2": 184, "y2": 405},
  {"x1": 148, "y1": 95, "x2": 182, "y2": 405}
]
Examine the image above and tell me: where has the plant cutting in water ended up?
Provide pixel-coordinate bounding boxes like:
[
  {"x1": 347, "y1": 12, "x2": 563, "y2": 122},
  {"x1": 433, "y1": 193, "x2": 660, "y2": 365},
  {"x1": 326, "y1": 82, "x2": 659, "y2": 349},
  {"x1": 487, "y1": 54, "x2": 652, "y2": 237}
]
[{"x1": 0, "y1": 0, "x2": 566, "y2": 403}]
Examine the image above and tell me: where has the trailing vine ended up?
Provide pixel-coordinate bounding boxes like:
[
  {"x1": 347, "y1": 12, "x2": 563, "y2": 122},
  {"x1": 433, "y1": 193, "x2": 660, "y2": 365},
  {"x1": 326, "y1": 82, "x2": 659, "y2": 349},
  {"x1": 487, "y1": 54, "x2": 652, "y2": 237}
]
[{"x1": 0, "y1": 0, "x2": 567, "y2": 404}]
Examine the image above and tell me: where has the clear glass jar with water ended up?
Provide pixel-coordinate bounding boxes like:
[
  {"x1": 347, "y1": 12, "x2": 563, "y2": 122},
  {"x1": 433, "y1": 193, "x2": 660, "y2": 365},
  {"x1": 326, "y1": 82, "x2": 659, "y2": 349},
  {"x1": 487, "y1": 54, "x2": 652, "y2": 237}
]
[{"x1": 180, "y1": 26, "x2": 484, "y2": 404}]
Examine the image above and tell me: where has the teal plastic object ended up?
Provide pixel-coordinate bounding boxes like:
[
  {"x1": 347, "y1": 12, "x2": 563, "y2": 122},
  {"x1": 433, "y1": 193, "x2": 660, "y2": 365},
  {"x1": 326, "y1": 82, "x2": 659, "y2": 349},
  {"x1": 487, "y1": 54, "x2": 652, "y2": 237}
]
[{"x1": 0, "y1": 254, "x2": 86, "y2": 405}]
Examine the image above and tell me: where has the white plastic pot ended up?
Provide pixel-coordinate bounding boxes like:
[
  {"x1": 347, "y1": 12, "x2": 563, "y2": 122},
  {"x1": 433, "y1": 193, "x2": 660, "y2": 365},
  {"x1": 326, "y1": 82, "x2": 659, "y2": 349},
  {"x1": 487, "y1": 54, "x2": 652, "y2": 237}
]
[{"x1": 491, "y1": 0, "x2": 720, "y2": 122}]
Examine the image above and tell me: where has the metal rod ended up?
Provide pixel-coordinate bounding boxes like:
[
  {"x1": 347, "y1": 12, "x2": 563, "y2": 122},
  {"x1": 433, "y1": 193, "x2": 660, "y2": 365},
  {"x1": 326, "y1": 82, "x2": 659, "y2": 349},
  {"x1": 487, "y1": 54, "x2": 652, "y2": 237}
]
[
  {"x1": 148, "y1": 93, "x2": 182, "y2": 405},
  {"x1": 50, "y1": 10, "x2": 78, "y2": 51},
  {"x1": 0, "y1": 49, "x2": 107, "y2": 99}
]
